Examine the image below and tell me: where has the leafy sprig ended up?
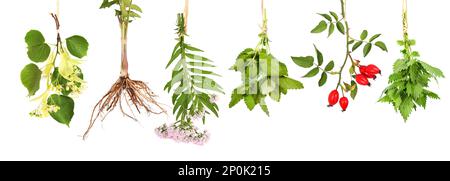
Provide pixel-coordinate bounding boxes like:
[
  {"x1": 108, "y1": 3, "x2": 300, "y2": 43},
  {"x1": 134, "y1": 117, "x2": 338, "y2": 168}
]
[
  {"x1": 165, "y1": 13, "x2": 223, "y2": 128},
  {"x1": 229, "y1": 8, "x2": 303, "y2": 116},
  {"x1": 379, "y1": 0, "x2": 444, "y2": 121},
  {"x1": 292, "y1": 0, "x2": 387, "y2": 107},
  {"x1": 20, "y1": 14, "x2": 89, "y2": 126}
]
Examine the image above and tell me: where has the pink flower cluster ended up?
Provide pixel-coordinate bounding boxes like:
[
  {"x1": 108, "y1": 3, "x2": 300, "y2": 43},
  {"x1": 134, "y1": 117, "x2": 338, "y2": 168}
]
[{"x1": 155, "y1": 123, "x2": 210, "y2": 145}]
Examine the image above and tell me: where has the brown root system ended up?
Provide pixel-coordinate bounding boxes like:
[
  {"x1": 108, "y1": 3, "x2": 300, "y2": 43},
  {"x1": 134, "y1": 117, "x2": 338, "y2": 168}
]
[{"x1": 83, "y1": 76, "x2": 166, "y2": 140}]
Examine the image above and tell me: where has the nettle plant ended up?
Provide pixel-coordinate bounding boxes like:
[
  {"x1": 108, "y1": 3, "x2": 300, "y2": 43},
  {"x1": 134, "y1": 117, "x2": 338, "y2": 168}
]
[
  {"x1": 156, "y1": 12, "x2": 223, "y2": 145},
  {"x1": 83, "y1": 0, "x2": 166, "y2": 139},
  {"x1": 229, "y1": 4, "x2": 303, "y2": 116},
  {"x1": 291, "y1": 0, "x2": 387, "y2": 111},
  {"x1": 379, "y1": 0, "x2": 444, "y2": 121},
  {"x1": 20, "y1": 11, "x2": 89, "y2": 126}
]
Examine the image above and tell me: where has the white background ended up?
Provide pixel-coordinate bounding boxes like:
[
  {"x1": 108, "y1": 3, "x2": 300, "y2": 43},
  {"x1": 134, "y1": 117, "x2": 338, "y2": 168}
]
[{"x1": 1, "y1": 0, "x2": 449, "y2": 161}]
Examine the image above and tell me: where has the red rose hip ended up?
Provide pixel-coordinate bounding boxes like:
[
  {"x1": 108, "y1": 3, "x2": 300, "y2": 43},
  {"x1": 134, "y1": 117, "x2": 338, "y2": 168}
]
[
  {"x1": 356, "y1": 74, "x2": 371, "y2": 86},
  {"x1": 339, "y1": 97, "x2": 349, "y2": 112},
  {"x1": 328, "y1": 90, "x2": 339, "y2": 107}
]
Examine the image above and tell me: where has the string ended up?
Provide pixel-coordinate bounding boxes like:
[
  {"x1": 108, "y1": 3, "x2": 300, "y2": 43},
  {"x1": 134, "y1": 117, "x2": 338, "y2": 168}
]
[
  {"x1": 402, "y1": 0, "x2": 408, "y2": 37},
  {"x1": 261, "y1": 0, "x2": 267, "y2": 33},
  {"x1": 184, "y1": 0, "x2": 189, "y2": 33}
]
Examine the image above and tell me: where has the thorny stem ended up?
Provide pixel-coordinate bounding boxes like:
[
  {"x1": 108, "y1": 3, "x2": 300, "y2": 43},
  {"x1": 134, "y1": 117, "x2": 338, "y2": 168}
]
[{"x1": 336, "y1": 0, "x2": 351, "y2": 91}]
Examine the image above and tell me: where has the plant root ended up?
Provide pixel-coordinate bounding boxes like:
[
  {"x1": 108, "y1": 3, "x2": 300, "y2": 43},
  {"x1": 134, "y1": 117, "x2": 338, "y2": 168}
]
[{"x1": 83, "y1": 76, "x2": 166, "y2": 140}]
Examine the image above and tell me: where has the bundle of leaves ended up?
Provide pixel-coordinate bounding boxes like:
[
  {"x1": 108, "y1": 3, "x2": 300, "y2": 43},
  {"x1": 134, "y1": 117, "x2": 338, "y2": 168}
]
[
  {"x1": 83, "y1": 0, "x2": 165, "y2": 139},
  {"x1": 229, "y1": 9, "x2": 303, "y2": 116},
  {"x1": 162, "y1": 13, "x2": 222, "y2": 144},
  {"x1": 291, "y1": 0, "x2": 388, "y2": 111},
  {"x1": 20, "y1": 13, "x2": 89, "y2": 126},
  {"x1": 380, "y1": 0, "x2": 444, "y2": 121}
]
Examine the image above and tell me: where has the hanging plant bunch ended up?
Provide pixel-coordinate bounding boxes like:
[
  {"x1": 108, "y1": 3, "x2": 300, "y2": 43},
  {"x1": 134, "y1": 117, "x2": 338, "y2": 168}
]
[
  {"x1": 20, "y1": 7, "x2": 89, "y2": 126},
  {"x1": 379, "y1": 0, "x2": 444, "y2": 121},
  {"x1": 157, "y1": 11, "x2": 223, "y2": 145},
  {"x1": 291, "y1": 0, "x2": 388, "y2": 111},
  {"x1": 83, "y1": 0, "x2": 166, "y2": 139},
  {"x1": 229, "y1": 3, "x2": 303, "y2": 116}
]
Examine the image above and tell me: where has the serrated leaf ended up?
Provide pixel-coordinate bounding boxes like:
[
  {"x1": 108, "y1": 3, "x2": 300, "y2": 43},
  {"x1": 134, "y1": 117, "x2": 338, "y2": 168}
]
[
  {"x1": 311, "y1": 20, "x2": 328, "y2": 33},
  {"x1": 303, "y1": 67, "x2": 320, "y2": 78},
  {"x1": 363, "y1": 43, "x2": 372, "y2": 57},
  {"x1": 399, "y1": 97, "x2": 414, "y2": 121},
  {"x1": 130, "y1": 4, "x2": 142, "y2": 13},
  {"x1": 66, "y1": 35, "x2": 89, "y2": 58},
  {"x1": 291, "y1": 56, "x2": 314, "y2": 68},
  {"x1": 328, "y1": 23, "x2": 335, "y2": 37},
  {"x1": 336, "y1": 21, "x2": 345, "y2": 35},
  {"x1": 369, "y1": 34, "x2": 381, "y2": 42},
  {"x1": 20, "y1": 63, "x2": 42, "y2": 96},
  {"x1": 318, "y1": 72, "x2": 327, "y2": 87},
  {"x1": 352, "y1": 41, "x2": 363, "y2": 52},
  {"x1": 360, "y1": 30, "x2": 368, "y2": 40},
  {"x1": 324, "y1": 61, "x2": 334, "y2": 71},
  {"x1": 244, "y1": 95, "x2": 256, "y2": 111},
  {"x1": 47, "y1": 94, "x2": 74, "y2": 126},
  {"x1": 229, "y1": 90, "x2": 243, "y2": 108},
  {"x1": 280, "y1": 77, "x2": 303, "y2": 90},
  {"x1": 375, "y1": 41, "x2": 388, "y2": 52},
  {"x1": 419, "y1": 61, "x2": 444, "y2": 78},
  {"x1": 259, "y1": 99, "x2": 270, "y2": 116}
]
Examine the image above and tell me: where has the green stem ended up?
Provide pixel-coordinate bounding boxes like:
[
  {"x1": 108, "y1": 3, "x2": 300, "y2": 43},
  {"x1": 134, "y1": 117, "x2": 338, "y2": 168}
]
[{"x1": 336, "y1": 0, "x2": 351, "y2": 91}]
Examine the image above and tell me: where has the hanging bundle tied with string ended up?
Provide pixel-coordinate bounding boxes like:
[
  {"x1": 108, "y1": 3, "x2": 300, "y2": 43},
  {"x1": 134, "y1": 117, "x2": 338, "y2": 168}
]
[
  {"x1": 83, "y1": 0, "x2": 166, "y2": 140},
  {"x1": 20, "y1": 0, "x2": 89, "y2": 126},
  {"x1": 229, "y1": 0, "x2": 303, "y2": 116},
  {"x1": 156, "y1": 0, "x2": 223, "y2": 145},
  {"x1": 379, "y1": 0, "x2": 444, "y2": 121}
]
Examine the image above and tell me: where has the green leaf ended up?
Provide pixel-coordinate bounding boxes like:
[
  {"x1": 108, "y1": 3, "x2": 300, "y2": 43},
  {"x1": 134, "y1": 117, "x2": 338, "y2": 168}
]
[
  {"x1": 229, "y1": 90, "x2": 243, "y2": 108},
  {"x1": 369, "y1": 34, "x2": 381, "y2": 42},
  {"x1": 399, "y1": 97, "x2": 414, "y2": 121},
  {"x1": 259, "y1": 99, "x2": 270, "y2": 116},
  {"x1": 314, "y1": 45, "x2": 323, "y2": 66},
  {"x1": 336, "y1": 22, "x2": 345, "y2": 34},
  {"x1": 351, "y1": 81, "x2": 358, "y2": 99},
  {"x1": 20, "y1": 63, "x2": 42, "y2": 96},
  {"x1": 244, "y1": 95, "x2": 256, "y2": 111},
  {"x1": 166, "y1": 43, "x2": 181, "y2": 68},
  {"x1": 328, "y1": 23, "x2": 335, "y2": 37},
  {"x1": 318, "y1": 72, "x2": 327, "y2": 87},
  {"x1": 66, "y1": 35, "x2": 89, "y2": 58},
  {"x1": 363, "y1": 43, "x2": 372, "y2": 57},
  {"x1": 311, "y1": 20, "x2": 328, "y2": 33},
  {"x1": 324, "y1": 61, "x2": 334, "y2": 71},
  {"x1": 25, "y1": 30, "x2": 45, "y2": 47},
  {"x1": 187, "y1": 61, "x2": 215, "y2": 67},
  {"x1": 330, "y1": 11, "x2": 339, "y2": 21},
  {"x1": 130, "y1": 4, "x2": 142, "y2": 13},
  {"x1": 375, "y1": 41, "x2": 388, "y2": 52},
  {"x1": 27, "y1": 44, "x2": 51, "y2": 63},
  {"x1": 352, "y1": 41, "x2": 363, "y2": 52},
  {"x1": 291, "y1": 56, "x2": 314, "y2": 68},
  {"x1": 189, "y1": 68, "x2": 220, "y2": 76},
  {"x1": 186, "y1": 53, "x2": 212, "y2": 62},
  {"x1": 360, "y1": 30, "x2": 368, "y2": 40},
  {"x1": 280, "y1": 77, "x2": 303, "y2": 90},
  {"x1": 319, "y1": 13, "x2": 332, "y2": 21},
  {"x1": 47, "y1": 94, "x2": 74, "y2": 126},
  {"x1": 303, "y1": 67, "x2": 320, "y2": 78},
  {"x1": 185, "y1": 44, "x2": 203, "y2": 52},
  {"x1": 419, "y1": 61, "x2": 444, "y2": 78}
]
